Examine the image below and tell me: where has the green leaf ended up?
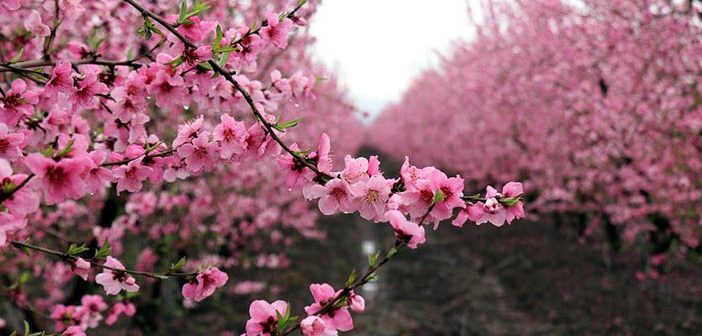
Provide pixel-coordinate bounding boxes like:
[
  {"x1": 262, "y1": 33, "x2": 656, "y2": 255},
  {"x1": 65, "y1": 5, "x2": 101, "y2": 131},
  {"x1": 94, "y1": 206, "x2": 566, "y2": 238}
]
[
  {"x1": 177, "y1": 0, "x2": 188, "y2": 24},
  {"x1": 213, "y1": 25, "x2": 223, "y2": 50},
  {"x1": 177, "y1": 0, "x2": 211, "y2": 25},
  {"x1": 23, "y1": 320, "x2": 30, "y2": 335},
  {"x1": 345, "y1": 269, "x2": 357, "y2": 287},
  {"x1": 500, "y1": 196, "x2": 521, "y2": 207},
  {"x1": 368, "y1": 251, "x2": 380, "y2": 268},
  {"x1": 152, "y1": 274, "x2": 169, "y2": 280},
  {"x1": 298, "y1": 0, "x2": 308, "y2": 6},
  {"x1": 94, "y1": 239, "x2": 112, "y2": 259},
  {"x1": 273, "y1": 118, "x2": 301, "y2": 132},
  {"x1": 10, "y1": 48, "x2": 24, "y2": 63},
  {"x1": 432, "y1": 189, "x2": 445, "y2": 204},
  {"x1": 387, "y1": 246, "x2": 399, "y2": 258},
  {"x1": 66, "y1": 243, "x2": 90, "y2": 256},
  {"x1": 170, "y1": 256, "x2": 187, "y2": 271}
]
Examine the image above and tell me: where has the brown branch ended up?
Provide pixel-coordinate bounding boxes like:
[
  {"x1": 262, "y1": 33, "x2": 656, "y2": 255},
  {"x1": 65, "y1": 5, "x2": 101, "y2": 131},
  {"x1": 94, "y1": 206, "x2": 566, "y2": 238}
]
[{"x1": 10, "y1": 240, "x2": 197, "y2": 280}]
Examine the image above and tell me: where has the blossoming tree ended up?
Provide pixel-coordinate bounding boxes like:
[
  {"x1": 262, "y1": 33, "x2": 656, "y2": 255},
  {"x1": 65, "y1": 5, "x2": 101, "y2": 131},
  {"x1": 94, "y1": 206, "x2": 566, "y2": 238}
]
[
  {"x1": 0, "y1": 0, "x2": 526, "y2": 335},
  {"x1": 372, "y1": 0, "x2": 702, "y2": 276}
]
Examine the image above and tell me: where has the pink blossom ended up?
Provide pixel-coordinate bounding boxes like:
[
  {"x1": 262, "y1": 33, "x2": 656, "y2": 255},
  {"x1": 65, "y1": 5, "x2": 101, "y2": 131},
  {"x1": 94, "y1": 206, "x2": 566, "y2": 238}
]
[
  {"x1": 260, "y1": 12, "x2": 294, "y2": 49},
  {"x1": 182, "y1": 267, "x2": 229, "y2": 302},
  {"x1": 0, "y1": 123, "x2": 25, "y2": 161},
  {"x1": 303, "y1": 178, "x2": 359, "y2": 215},
  {"x1": 340, "y1": 155, "x2": 369, "y2": 184},
  {"x1": 304, "y1": 283, "x2": 354, "y2": 332},
  {"x1": 113, "y1": 158, "x2": 153, "y2": 193},
  {"x1": 69, "y1": 65, "x2": 109, "y2": 109},
  {"x1": 95, "y1": 256, "x2": 139, "y2": 295},
  {"x1": 73, "y1": 258, "x2": 91, "y2": 281},
  {"x1": 2, "y1": 0, "x2": 21, "y2": 10},
  {"x1": 349, "y1": 291, "x2": 365, "y2": 313},
  {"x1": 24, "y1": 154, "x2": 90, "y2": 204},
  {"x1": 78, "y1": 295, "x2": 107, "y2": 329},
  {"x1": 25, "y1": 10, "x2": 50, "y2": 37},
  {"x1": 310, "y1": 133, "x2": 332, "y2": 174},
  {"x1": 44, "y1": 61, "x2": 74, "y2": 100},
  {"x1": 85, "y1": 151, "x2": 113, "y2": 194},
  {"x1": 213, "y1": 114, "x2": 247, "y2": 159},
  {"x1": 301, "y1": 316, "x2": 338, "y2": 336},
  {"x1": 173, "y1": 115, "x2": 204, "y2": 148},
  {"x1": 62, "y1": 326, "x2": 86, "y2": 336},
  {"x1": 351, "y1": 175, "x2": 392, "y2": 221},
  {"x1": 105, "y1": 301, "x2": 136, "y2": 326},
  {"x1": 245, "y1": 300, "x2": 289, "y2": 336},
  {"x1": 177, "y1": 134, "x2": 218, "y2": 174},
  {"x1": 0, "y1": 159, "x2": 38, "y2": 216},
  {"x1": 385, "y1": 210, "x2": 426, "y2": 249},
  {"x1": 0, "y1": 79, "x2": 39, "y2": 125},
  {"x1": 147, "y1": 69, "x2": 188, "y2": 111},
  {"x1": 51, "y1": 304, "x2": 80, "y2": 331},
  {"x1": 452, "y1": 183, "x2": 525, "y2": 227},
  {"x1": 278, "y1": 143, "x2": 315, "y2": 189}
]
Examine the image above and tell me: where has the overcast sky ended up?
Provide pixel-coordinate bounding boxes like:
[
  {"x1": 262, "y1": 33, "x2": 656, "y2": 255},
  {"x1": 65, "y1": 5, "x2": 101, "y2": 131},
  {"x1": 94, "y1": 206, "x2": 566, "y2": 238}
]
[{"x1": 309, "y1": 0, "x2": 477, "y2": 121}]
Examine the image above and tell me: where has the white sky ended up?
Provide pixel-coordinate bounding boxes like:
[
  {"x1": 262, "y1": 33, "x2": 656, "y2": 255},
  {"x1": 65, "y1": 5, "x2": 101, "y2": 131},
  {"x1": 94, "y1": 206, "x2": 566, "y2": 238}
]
[{"x1": 310, "y1": 0, "x2": 477, "y2": 121}]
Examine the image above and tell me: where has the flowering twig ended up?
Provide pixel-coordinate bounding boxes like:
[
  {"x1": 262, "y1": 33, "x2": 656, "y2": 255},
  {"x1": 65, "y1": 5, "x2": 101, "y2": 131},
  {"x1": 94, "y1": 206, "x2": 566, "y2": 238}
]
[
  {"x1": 10, "y1": 240, "x2": 198, "y2": 280},
  {"x1": 120, "y1": 0, "x2": 333, "y2": 182}
]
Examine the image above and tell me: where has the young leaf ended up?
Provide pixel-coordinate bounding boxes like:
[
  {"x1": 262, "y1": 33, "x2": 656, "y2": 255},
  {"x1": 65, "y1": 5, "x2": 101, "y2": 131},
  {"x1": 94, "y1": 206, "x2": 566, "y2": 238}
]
[
  {"x1": 10, "y1": 48, "x2": 23, "y2": 63},
  {"x1": 94, "y1": 239, "x2": 112, "y2": 259},
  {"x1": 170, "y1": 256, "x2": 187, "y2": 271},
  {"x1": 368, "y1": 251, "x2": 380, "y2": 268},
  {"x1": 345, "y1": 269, "x2": 357, "y2": 287},
  {"x1": 273, "y1": 118, "x2": 301, "y2": 132}
]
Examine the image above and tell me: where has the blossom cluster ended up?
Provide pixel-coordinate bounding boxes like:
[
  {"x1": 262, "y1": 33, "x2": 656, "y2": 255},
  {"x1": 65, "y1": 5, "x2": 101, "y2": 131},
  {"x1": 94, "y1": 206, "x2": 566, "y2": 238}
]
[
  {"x1": 0, "y1": 0, "x2": 525, "y2": 334},
  {"x1": 372, "y1": 0, "x2": 702, "y2": 265}
]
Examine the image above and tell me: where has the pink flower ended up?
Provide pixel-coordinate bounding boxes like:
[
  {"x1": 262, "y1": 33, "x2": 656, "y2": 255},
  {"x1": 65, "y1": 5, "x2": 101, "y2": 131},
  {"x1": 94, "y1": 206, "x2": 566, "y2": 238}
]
[
  {"x1": 310, "y1": 133, "x2": 332, "y2": 174},
  {"x1": 69, "y1": 65, "x2": 109, "y2": 109},
  {"x1": 260, "y1": 12, "x2": 294, "y2": 49},
  {"x1": 385, "y1": 210, "x2": 426, "y2": 249},
  {"x1": 245, "y1": 300, "x2": 289, "y2": 336},
  {"x1": 501, "y1": 182, "x2": 525, "y2": 223},
  {"x1": 177, "y1": 134, "x2": 218, "y2": 174},
  {"x1": 213, "y1": 114, "x2": 247, "y2": 159},
  {"x1": 349, "y1": 291, "x2": 365, "y2": 313},
  {"x1": 173, "y1": 115, "x2": 205, "y2": 147},
  {"x1": 95, "y1": 256, "x2": 139, "y2": 295},
  {"x1": 73, "y1": 258, "x2": 91, "y2": 281},
  {"x1": 0, "y1": 123, "x2": 25, "y2": 161},
  {"x1": 62, "y1": 326, "x2": 86, "y2": 336},
  {"x1": 24, "y1": 154, "x2": 90, "y2": 204},
  {"x1": 303, "y1": 178, "x2": 359, "y2": 215},
  {"x1": 430, "y1": 174, "x2": 465, "y2": 224},
  {"x1": 147, "y1": 68, "x2": 188, "y2": 111},
  {"x1": 78, "y1": 295, "x2": 107, "y2": 329},
  {"x1": 278, "y1": 143, "x2": 315, "y2": 189},
  {"x1": 2, "y1": 0, "x2": 21, "y2": 10},
  {"x1": 341, "y1": 155, "x2": 369, "y2": 184},
  {"x1": 51, "y1": 304, "x2": 80, "y2": 331},
  {"x1": 0, "y1": 79, "x2": 39, "y2": 125},
  {"x1": 351, "y1": 175, "x2": 392, "y2": 221},
  {"x1": 452, "y1": 182, "x2": 525, "y2": 227},
  {"x1": 44, "y1": 61, "x2": 74, "y2": 100},
  {"x1": 304, "y1": 283, "x2": 354, "y2": 332},
  {"x1": 25, "y1": 10, "x2": 50, "y2": 37},
  {"x1": 113, "y1": 158, "x2": 153, "y2": 193},
  {"x1": 105, "y1": 301, "x2": 136, "y2": 326},
  {"x1": 85, "y1": 151, "x2": 113, "y2": 194},
  {"x1": 301, "y1": 316, "x2": 338, "y2": 336},
  {"x1": 0, "y1": 159, "x2": 38, "y2": 216},
  {"x1": 181, "y1": 267, "x2": 229, "y2": 302}
]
